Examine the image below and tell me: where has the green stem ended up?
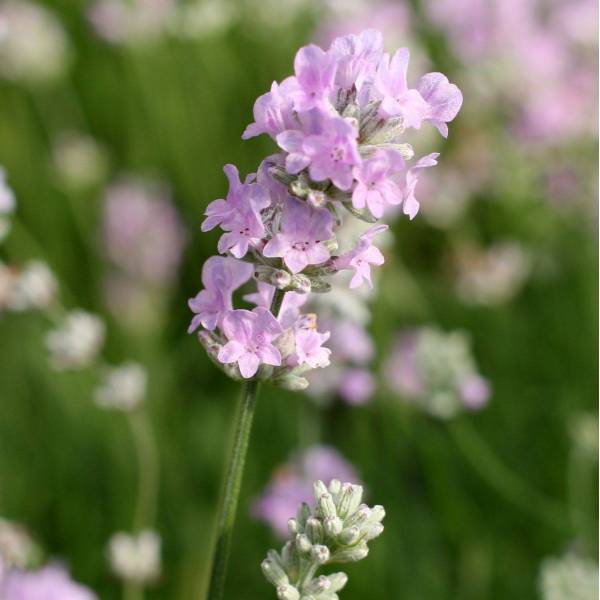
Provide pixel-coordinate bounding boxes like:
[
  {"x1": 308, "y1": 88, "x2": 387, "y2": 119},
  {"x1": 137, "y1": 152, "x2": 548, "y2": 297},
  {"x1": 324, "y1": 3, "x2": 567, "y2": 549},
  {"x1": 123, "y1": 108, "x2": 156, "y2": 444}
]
[
  {"x1": 205, "y1": 288, "x2": 284, "y2": 600},
  {"x1": 128, "y1": 410, "x2": 160, "y2": 532}
]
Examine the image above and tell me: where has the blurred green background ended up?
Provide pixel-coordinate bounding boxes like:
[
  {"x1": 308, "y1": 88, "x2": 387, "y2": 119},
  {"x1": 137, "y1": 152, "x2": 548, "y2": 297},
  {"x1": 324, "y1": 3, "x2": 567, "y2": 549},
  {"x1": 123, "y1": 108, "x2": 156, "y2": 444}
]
[{"x1": 0, "y1": 0, "x2": 597, "y2": 599}]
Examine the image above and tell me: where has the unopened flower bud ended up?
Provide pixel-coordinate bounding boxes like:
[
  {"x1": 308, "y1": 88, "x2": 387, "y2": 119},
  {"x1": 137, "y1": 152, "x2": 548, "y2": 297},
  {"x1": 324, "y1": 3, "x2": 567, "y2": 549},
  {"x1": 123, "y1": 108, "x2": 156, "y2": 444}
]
[
  {"x1": 305, "y1": 517, "x2": 323, "y2": 544},
  {"x1": 290, "y1": 274, "x2": 311, "y2": 294},
  {"x1": 331, "y1": 541, "x2": 369, "y2": 563},
  {"x1": 336, "y1": 483, "x2": 363, "y2": 519},
  {"x1": 274, "y1": 373, "x2": 310, "y2": 391},
  {"x1": 326, "y1": 572, "x2": 348, "y2": 592},
  {"x1": 323, "y1": 516, "x2": 343, "y2": 537},
  {"x1": 328, "y1": 479, "x2": 342, "y2": 495},
  {"x1": 338, "y1": 526, "x2": 361, "y2": 545},
  {"x1": 287, "y1": 518, "x2": 300, "y2": 536},
  {"x1": 290, "y1": 178, "x2": 310, "y2": 199},
  {"x1": 310, "y1": 544, "x2": 330, "y2": 564},
  {"x1": 305, "y1": 575, "x2": 331, "y2": 594},
  {"x1": 307, "y1": 190, "x2": 327, "y2": 208},
  {"x1": 262, "y1": 555, "x2": 288, "y2": 587},
  {"x1": 317, "y1": 493, "x2": 337, "y2": 519},
  {"x1": 295, "y1": 534, "x2": 312, "y2": 555},
  {"x1": 277, "y1": 583, "x2": 300, "y2": 600},
  {"x1": 362, "y1": 522, "x2": 384, "y2": 541},
  {"x1": 297, "y1": 502, "x2": 311, "y2": 526},
  {"x1": 369, "y1": 505, "x2": 386, "y2": 524}
]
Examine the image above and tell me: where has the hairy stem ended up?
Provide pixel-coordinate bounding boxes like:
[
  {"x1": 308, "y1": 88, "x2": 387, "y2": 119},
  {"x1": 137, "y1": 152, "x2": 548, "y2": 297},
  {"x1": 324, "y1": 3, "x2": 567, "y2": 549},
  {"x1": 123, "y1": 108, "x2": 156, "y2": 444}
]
[{"x1": 205, "y1": 288, "x2": 284, "y2": 600}]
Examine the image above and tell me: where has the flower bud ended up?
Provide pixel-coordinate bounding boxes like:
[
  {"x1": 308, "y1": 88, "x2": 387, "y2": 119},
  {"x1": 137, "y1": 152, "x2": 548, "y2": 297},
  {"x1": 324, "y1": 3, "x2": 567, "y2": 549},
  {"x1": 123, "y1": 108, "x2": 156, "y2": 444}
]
[
  {"x1": 313, "y1": 480, "x2": 328, "y2": 498},
  {"x1": 344, "y1": 504, "x2": 371, "y2": 528},
  {"x1": 290, "y1": 274, "x2": 311, "y2": 294},
  {"x1": 305, "y1": 517, "x2": 323, "y2": 544},
  {"x1": 336, "y1": 483, "x2": 363, "y2": 519},
  {"x1": 338, "y1": 526, "x2": 361, "y2": 545},
  {"x1": 317, "y1": 493, "x2": 337, "y2": 519},
  {"x1": 326, "y1": 572, "x2": 348, "y2": 592},
  {"x1": 368, "y1": 505, "x2": 386, "y2": 524},
  {"x1": 323, "y1": 516, "x2": 343, "y2": 537},
  {"x1": 277, "y1": 584, "x2": 300, "y2": 600},
  {"x1": 361, "y1": 522, "x2": 384, "y2": 541},
  {"x1": 310, "y1": 544, "x2": 330, "y2": 564},
  {"x1": 307, "y1": 190, "x2": 327, "y2": 208},
  {"x1": 331, "y1": 541, "x2": 369, "y2": 563},
  {"x1": 297, "y1": 502, "x2": 311, "y2": 526},
  {"x1": 295, "y1": 534, "x2": 312, "y2": 555},
  {"x1": 328, "y1": 479, "x2": 342, "y2": 496},
  {"x1": 305, "y1": 575, "x2": 331, "y2": 595},
  {"x1": 262, "y1": 555, "x2": 288, "y2": 587},
  {"x1": 274, "y1": 373, "x2": 310, "y2": 391},
  {"x1": 287, "y1": 518, "x2": 300, "y2": 536}
]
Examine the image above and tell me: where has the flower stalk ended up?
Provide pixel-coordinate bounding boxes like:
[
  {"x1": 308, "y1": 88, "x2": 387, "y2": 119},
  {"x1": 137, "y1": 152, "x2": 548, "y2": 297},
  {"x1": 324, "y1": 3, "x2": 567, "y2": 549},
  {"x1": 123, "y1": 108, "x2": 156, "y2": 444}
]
[{"x1": 206, "y1": 289, "x2": 284, "y2": 600}]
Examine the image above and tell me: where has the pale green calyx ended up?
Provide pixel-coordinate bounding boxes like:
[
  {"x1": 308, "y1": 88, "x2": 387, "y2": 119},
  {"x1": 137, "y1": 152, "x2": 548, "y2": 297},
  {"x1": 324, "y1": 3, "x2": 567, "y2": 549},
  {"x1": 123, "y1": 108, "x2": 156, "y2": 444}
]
[{"x1": 261, "y1": 479, "x2": 385, "y2": 600}]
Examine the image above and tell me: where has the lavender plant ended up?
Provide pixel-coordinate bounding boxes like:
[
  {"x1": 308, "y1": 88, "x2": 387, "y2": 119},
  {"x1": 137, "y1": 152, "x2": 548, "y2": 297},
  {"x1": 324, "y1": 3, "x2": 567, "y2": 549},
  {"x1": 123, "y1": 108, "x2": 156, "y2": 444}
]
[
  {"x1": 187, "y1": 29, "x2": 462, "y2": 599},
  {"x1": 261, "y1": 479, "x2": 385, "y2": 600}
]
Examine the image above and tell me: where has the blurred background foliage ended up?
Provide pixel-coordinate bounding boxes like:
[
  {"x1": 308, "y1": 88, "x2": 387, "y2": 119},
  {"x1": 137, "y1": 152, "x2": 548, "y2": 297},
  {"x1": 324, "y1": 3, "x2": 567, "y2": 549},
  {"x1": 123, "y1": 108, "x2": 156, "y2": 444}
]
[{"x1": 0, "y1": 0, "x2": 597, "y2": 599}]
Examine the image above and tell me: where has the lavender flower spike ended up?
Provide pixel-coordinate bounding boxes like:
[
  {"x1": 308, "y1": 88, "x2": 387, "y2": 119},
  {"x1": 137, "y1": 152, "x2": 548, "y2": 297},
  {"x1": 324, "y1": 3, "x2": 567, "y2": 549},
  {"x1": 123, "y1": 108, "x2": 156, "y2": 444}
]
[
  {"x1": 191, "y1": 29, "x2": 462, "y2": 600},
  {"x1": 261, "y1": 479, "x2": 385, "y2": 600}
]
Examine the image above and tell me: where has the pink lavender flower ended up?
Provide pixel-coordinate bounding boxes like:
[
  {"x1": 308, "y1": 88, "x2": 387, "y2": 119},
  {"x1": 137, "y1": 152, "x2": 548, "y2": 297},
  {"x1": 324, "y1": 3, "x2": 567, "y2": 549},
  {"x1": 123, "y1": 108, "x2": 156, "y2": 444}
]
[
  {"x1": 189, "y1": 30, "x2": 462, "y2": 388},
  {"x1": 277, "y1": 111, "x2": 361, "y2": 190},
  {"x1": 1, "y1": 564, "x2": 97, "y2": 600},
  {"x1": 218, "y1": 307, "x2": 283, "y2": 378},
  {"x1": 401, "y1": 153, "x2": 439, "y2": 219},
  {"x1": 374, "y1": 48, "x2": 430, "y2": 128},
  {"x1": 333, "y1": 225, "x2": 387, "y2": 288},
  {"x1": 242, "y1": 81, "x2": 296, "y2": 141},
  {"x1": 293, "y1": 327, "x2": 331, "y2": 368},
  {"x1": 287, "y1": 45, "x2": 337, "y2": 111},
  {"x1": 329, "y1": 29, "x2": 383, "y2": 94},
  {"x1": 352, "y1": 150, "x2": 404, "y2": 218},
  {"x1": 263, "y1": 197, "x2": 333, "y2": 273},
  {"x1": 338, "y1": 367, "x2": 375, "y2": 406},
  {"x1": 202, "y1": 164, "x2": 270, "y2": 259},
  {"x1": 252, "y1": 445, "x2": 359, "y2": 536},
  {"x1": 384, "y1": 327, "x2": 490, "y2": 418},
  {"x1": 188, "y1": 256, "x2": 253, "y2": 332},
  {"x1": 416, "y1": 73, "x2": 463, "y2": 138},
  {"x1": 103, "y1": 177, "x2": 186, "y2": 285},
  {"x1": 243, "y1": 281, "x2": 307, "y2": 329}
]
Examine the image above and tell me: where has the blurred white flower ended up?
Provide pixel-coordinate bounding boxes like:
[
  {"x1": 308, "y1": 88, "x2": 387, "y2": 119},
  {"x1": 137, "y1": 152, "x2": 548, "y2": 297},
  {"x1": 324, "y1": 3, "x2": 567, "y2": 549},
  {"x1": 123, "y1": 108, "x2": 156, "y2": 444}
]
[
  {"x1": 539, "y1": 551, "x2": 598, "y2": 600},
  {"x1": 169, "y1": 0, "x2": 234, "y2": 40},
  {"x1": 0, "y1": 517, "x2": 40, "y2": 569},
  {"x1": 0, "y1": 167, "x2": 16, "y2": 242},
  {"x1": 6, "y1": 261, "x2": 58, "y2": 312},
  {"x1": 52, "y1": 132, "x2": 108, "y2": 190},
  {"x1": 569, "y1": 413, "x2": 598, "y2": 458},
  {"x1": 88, "y1": 0, "x2": 175, "y2": 46},
  {"x1": 454, "y1": 242, "x2": 532, "y2": 306},
  {"x1": 0, "y1": 0, "x2": 70, "y2": 84},
  {"x1": 45, "y1": 310, "x2": 105, "y2": 370},
  {"x1": 108, "y1": 530, "x2": 161, "y2": 584},
  {"x1": 94, "y1": 362, "x2": 147, "y2": 412},
  {"x1": 384, "y1": 327, "x2": 490, "y2": 418}
]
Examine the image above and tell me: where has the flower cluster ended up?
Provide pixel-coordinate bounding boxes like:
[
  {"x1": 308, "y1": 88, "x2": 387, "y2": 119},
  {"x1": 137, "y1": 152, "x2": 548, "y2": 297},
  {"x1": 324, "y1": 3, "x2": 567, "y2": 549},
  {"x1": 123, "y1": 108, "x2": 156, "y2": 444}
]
[
  {"x1": 384, "y1": 327, "x2": 490, "y2": 418},
  {"x1": 0, "y1": 564, "x2": 97, "y2": 600},
  {"x1": 261, "y1": 479, "x2": 384, "y2": 600},
  {"x1": 538, "y1": 550, "x2": 598, "y2": 600},
  {"x1": 108, "y1": 530, "x2": 161, "y2": 585},
  {"x1": 253, "y1": 445, "x2": 358, "y2": 537},
  {"x1": 189, "y1": 29, "x2": 461, "y2": 386}
]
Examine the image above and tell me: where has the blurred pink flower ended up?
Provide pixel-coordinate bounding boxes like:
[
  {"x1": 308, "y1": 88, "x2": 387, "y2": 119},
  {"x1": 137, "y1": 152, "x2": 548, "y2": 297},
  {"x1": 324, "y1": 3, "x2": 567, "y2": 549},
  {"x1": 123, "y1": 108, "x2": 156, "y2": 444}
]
[{"x1": 253, "y1": 445, "x2": 359, "y2": 537}]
